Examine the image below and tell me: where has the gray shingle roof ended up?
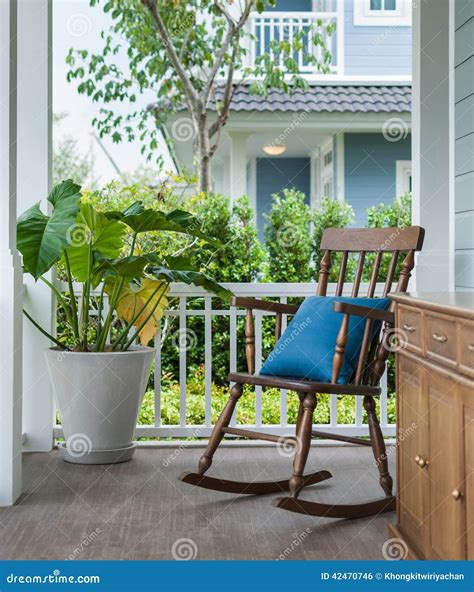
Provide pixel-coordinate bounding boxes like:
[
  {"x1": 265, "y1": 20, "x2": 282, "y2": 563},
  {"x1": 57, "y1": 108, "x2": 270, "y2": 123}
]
[{"x1": 211, "y1": 84, "x2": 411, "y2": 113}]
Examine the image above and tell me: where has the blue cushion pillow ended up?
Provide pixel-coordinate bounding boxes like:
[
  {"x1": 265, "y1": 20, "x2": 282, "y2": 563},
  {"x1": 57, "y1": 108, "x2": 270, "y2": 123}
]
[{"x1": 260, "y1": 295, "x2": 391, "y2": 384}]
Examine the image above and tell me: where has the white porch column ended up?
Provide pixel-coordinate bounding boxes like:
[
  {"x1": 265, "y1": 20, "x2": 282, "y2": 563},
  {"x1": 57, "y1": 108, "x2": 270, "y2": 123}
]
[
  {"x1": 228, "y1": 132, "x2": 248, "y2": 203},
  {"x1": 412, "y1": 0, "x2": 454, "y2": 290},
  {"x1": 0, "y1": 0, "x2": 23, "y2": 506},
  {"x1": 17, "y1": 0, "x2": 54, "y2": 452}
]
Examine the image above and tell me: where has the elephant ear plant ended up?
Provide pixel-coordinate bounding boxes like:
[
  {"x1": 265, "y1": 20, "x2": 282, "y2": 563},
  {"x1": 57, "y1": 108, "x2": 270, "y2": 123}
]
[
  {"x1": 17, "y1": 179, "x2": 230, "y2": 351},
  {"x1": 16, "y1": 179, "x2": 230, "y2": 464}
]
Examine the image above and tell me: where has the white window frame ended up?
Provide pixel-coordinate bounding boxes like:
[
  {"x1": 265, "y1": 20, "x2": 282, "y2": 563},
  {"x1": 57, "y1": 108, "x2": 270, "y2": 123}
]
[
  {"x1": 396, "y1": 160, "x2": 412, "y2": 197},
  {"x1": 320, "y1": 140, "x2": 334, "y2": 199},
  {"x1": 353, "y1": 0, "x2": 412, "y2": 27}
]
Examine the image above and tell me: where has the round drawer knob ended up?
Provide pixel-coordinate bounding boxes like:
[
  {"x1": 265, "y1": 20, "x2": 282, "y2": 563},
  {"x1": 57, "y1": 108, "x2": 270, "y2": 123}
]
[
  {"x1": 452, "y1": 489, "x2": 463, "y2": 501},
  {"x1": 415, "y1": 455, "x2": 429, "y2": 468}
]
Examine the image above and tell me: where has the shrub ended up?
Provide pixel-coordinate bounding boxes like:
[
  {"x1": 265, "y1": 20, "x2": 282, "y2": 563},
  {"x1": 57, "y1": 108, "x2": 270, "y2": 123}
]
[
  {"x1": 137, "y1": 366, "x2": 397, "y2": 428},
  {"x1": 312, "y1": 197, "x2": 355, "y2": 281},
  {"x1": 264, "y1": 189, "x2": 313, "y2": 282},
  {"x1": 188, "y1": 192, "x2": 266, "y2": 282}
]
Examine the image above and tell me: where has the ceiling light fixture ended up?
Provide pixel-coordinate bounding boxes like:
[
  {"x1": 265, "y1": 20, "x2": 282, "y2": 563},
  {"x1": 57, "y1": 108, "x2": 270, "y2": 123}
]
[{"x1": 262, "y1": 144, "x2": 286, "y2": 156}]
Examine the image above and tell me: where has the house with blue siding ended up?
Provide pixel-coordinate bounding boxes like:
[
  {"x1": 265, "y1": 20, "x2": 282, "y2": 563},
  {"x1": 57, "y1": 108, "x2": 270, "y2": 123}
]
[{"x1": 166, "y1": 0, "x2": 413, "y2": 233}]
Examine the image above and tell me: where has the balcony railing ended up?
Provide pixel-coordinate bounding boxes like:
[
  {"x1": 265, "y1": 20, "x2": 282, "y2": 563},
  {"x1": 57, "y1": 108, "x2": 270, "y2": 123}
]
[
  {"x1": 53, "y1": 282, "x2": 393, "y2": 441},
  {"x1": 248, "y1": 8, "x2": 342, "y2": 77}
]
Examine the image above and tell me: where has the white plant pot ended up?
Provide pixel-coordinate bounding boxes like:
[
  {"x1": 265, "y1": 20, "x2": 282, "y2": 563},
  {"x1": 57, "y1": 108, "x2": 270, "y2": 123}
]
[{"x1": 45, "y1": 346, "x2": 154, "y2": 464}]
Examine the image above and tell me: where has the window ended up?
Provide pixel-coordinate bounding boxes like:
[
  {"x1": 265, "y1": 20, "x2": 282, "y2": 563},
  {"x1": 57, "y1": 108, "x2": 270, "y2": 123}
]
[
  {"x1": 370, "y1": 0, "x2": 396, "y2": 10},
  {"x1": 396, "y1": 160, "x2": 412, "y2": 197},
  {"x1": 320, "y1": 143, "x2": 334, "y2": 199},
  {"x1": 353, "y1": 0, "x2": 411, "y2": 26}
]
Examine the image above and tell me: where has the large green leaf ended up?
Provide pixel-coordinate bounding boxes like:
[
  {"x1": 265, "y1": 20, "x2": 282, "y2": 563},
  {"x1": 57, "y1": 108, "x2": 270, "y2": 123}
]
[
  {"x1": 17, "y1": 179, "x2": 82, "y2": 279},
  {"x1": 65, "y1": 203, "x2": 126, "y2": 282},
  {"x1": 150, "y1": 265, "x2": 232, "y2": 300},
  {"x1": 94, "y1": 255, "x2": 151, "y2": 283},
  {"x1": 106, "y1": 202, "x2": 217, "y2": 244}
]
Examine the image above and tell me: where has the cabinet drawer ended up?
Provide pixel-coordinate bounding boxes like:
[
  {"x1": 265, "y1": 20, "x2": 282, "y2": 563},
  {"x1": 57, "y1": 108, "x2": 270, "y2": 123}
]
[
  {"x1": 398, "y1": 306, "x2": 423, "y2": 353},
  {"x1": 459, "y1": 321, "x2": 474, "y2": 377},
  {"x1": 425, "y1": 314, "x2": 457, "y2": 366}
]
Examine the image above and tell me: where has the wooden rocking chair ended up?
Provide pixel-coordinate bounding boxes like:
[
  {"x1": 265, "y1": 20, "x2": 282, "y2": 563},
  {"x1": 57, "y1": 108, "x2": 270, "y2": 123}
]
[{"x1": 179, "y1": 226, "x2": 425, "y2": 519}]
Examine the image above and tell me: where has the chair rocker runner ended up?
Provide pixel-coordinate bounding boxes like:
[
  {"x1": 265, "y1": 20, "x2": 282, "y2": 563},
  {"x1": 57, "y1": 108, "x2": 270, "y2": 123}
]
[{"x1": 179, "y1": 226, "x2": 425, "y2": 519}]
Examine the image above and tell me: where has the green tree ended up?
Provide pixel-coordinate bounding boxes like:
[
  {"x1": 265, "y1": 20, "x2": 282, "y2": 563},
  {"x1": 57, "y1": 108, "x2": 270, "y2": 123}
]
[
  {"x1": 264, "y1": 189, "x2": 313, "y2": 282},
  {"x1": 66, "y1": 0, "x2": 334, "y2": 192},
  {"x1": 53, "y1": 113, "x2": 95, "y2": 188},
  {"x1": 312, "y1": 196, "x2": 355, "y2": 280}
]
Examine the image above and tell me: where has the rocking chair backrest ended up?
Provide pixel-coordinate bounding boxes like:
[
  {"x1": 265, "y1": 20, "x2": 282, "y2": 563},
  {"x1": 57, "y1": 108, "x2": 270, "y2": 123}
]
[{"x1": 317, "y1": 226, "x2": 425, "y2": 386}]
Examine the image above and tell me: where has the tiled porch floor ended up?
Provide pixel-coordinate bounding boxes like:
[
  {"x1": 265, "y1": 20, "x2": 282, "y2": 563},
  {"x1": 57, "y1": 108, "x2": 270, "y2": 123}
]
[{"x1": 0, "y1": 445, "x2": 395, "y2": 560}]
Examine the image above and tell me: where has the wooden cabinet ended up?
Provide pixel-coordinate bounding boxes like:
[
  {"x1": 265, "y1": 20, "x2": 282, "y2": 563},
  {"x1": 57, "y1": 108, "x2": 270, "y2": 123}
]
[{"x1": 389, "y1": 292, "x2": 474, "y2": 560}]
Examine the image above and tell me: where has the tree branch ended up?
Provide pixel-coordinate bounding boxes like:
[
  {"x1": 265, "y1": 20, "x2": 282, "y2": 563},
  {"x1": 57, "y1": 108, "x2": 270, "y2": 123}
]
[
  {"x1": 141, "y1": 0, "x2": 199, "y2": 111},
  {"x1": 203, "y1": 0, "x2": 254, "y2": 106}
]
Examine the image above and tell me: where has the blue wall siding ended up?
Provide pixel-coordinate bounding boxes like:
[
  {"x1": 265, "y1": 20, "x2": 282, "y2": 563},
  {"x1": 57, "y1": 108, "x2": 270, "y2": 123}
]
[
  {"x1": 344, "y1": 0, "x2": 411, "y2": 76},
  {"x1": 344, "y1": 133, "x2": 411, "y2": 226},
  {"x1": 256, "y1": 157, "x2": 311, "y2": 238}
]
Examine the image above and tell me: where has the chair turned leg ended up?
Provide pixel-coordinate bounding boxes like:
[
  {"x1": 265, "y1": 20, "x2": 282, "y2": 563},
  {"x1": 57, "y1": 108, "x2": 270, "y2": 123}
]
[
  {"x1": 364, "y1": 395, "x2": 393, "y2": 496},
  {"x1": 289, "y1": 393, "x2": 316, "y2": 499},
  {"x1": 197, "y1": 383, "x2": 244, "y2": 475}
]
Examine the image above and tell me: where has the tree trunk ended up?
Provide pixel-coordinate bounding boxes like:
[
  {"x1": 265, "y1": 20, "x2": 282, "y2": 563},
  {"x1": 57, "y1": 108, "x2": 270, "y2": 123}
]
[{"x1": 196, "y1": 112, "x2": 213, "y2": 193}]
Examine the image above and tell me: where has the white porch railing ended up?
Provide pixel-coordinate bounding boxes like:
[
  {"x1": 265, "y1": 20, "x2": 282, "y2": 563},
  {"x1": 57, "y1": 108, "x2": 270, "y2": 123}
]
[
  {"x1": 248, "y1": 7, "x2": 341, "y2": 76},
  {"x1": 53, "y1": 282, "x2": 394, "y2": 440}
]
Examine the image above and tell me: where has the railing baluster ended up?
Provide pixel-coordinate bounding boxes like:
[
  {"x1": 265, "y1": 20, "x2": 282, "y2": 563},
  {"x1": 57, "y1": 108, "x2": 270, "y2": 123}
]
[
  {"x1": 254, "y1": 310, "x2": 263, "y2": 428},
  {"x1": 204, "y1": 296, "x2": 212, "y2": 428},
  {"x1": 355, "y1": 396, "x2": 363, "y2": 428},
  {"x1": 380, "y1": 371, "x2": 388, "y2": 428},
  {"x1": 229, "y1": 303, "x2": 238, "y2": 427},
  {"x1": 280, "y1": 296, "x2": 288, "y2": 428},
  {"x1": 154, "y1": 325, "x2": 162, "y2": 428},
  {"x1": 179, "y1": 296, "x2": 187, "y2": 428}
]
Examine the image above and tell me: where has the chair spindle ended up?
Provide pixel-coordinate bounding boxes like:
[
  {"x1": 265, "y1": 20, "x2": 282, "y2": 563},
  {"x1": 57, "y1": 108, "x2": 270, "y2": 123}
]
[
  {"x1": 317, "y1": 250, "x2": 332, "y2": 296},
  {"x1": 245, "y1": 309, "x2": 255, "y2": 374},
  {"x1": 367, "y1": 251, "x2": 382, "y2": 297},
  {"x1": 336, "y1": 251, "x2": 348, "y2": 296},
  {"x1": 332, "y1": 313, "x2": 350, "y2": 383},
  {"x1": 383, "y1": 251, "x2": 399, "y2": 296},
  {"x1": 275, "y1": 312, "x2": 282, "y2": 341},
  {"x1": 351, "y1": 251, "x2": 365, "y2": 297}
]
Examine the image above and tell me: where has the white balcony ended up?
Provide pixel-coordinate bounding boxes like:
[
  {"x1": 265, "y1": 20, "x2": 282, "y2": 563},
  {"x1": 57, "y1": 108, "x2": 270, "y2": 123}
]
[{"x1": 247, "y1": 8, "x2": 343, "y2": 78}]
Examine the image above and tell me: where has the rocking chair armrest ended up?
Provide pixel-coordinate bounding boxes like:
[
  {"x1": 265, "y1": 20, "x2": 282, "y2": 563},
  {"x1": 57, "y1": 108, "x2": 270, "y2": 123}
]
[
  {"x1": 231, "y1": 296, "x2": 299, "y2": 315},
  {"x1": 332, "y1": 301, "x2": 394, "y2": 324}
]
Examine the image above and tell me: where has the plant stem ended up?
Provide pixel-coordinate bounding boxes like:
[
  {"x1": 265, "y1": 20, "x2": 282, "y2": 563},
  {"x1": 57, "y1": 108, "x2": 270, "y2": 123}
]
[
  {"x1": 39, "y1": 276, "x2": 75, "y2": 333},
  {"x1": 122, "y1": 286, "x2": 168, "y2": 351},
  {"x1": 102, "y1": 231, "x2": 139, "y2": 350},
  {"x1": 80, "y1": 241, "x2": 93, "y2": 349},
  {"x1": 95, "y1": 280, "x2": 121, "y2": 351},
  {"x1": 96, "y1": 282, "x2": 106, "y2": 336},
  {"x1": 111, "y1": 283, "x2": 167, "y2": 350},
  {"x1": 23, "y1": 309, "x2": 66, "y2": 349},
  {"x1": 63, "y1": 251, "x2": 80, "y2": 341}
]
